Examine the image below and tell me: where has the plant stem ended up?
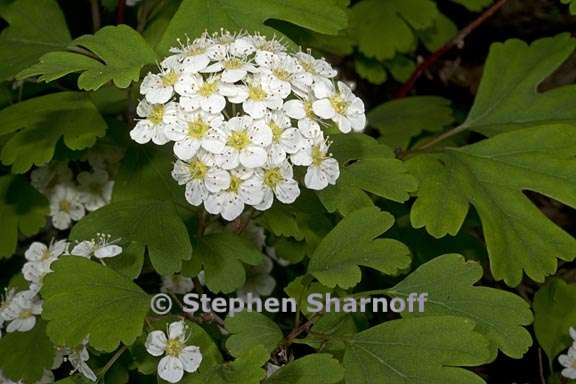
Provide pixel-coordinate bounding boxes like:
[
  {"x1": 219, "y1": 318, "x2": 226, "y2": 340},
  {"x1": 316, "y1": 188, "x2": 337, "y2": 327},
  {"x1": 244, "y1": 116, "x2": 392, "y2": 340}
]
[
  {"x1": 395, "y1": 0, "x2": 510, "y2": 98},
  {"x1": 116, "y1": 0, "x2": 126, "y2": 25},
  {"x1": 98, "y1": 345, "x2": 127, "y2": 377},
  {"x1": 406, "y1": 122, "x2": 468, "y2": 154},
  {"x1": 89, "y1": 0, "x2": 101, "y2": 33}
]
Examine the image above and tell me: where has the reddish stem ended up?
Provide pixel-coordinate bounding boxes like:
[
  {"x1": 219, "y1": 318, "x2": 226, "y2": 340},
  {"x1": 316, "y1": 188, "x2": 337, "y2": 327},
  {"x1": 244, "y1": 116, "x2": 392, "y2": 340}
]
[
  {"x1": 394, "y1": 0, "x2": 510, "y2": 98},
  {"x1": 116, "y1": 0, "x2": 126, "y2": 25}
]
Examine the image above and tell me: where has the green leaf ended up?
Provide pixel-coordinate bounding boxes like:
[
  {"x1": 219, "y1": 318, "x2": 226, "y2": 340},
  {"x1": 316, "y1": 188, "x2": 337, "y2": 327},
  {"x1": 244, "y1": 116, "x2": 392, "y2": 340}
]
[
  {"x1": 533, "y1": 278, "x2": 576, "y2": 362},
  {"x1": 299, "y1": 313, "x2": 357, "y2": 353},
  {"x1": 463, "y1": 34, "x2": 576, "y2": 136},
  {"x1": 18, "y1": 25, "x2": 158, "y2": 90},
  {"x1": 197, "y1": 232, "x2": 264, "y2": 293},
  {"x1": 105, "y1": 242, "x2": 146, "y2": 279},
  {"x1": 369, "y1": 96, "x2": 454, "y2": 149},
  {"x1": 409, "y1": 124, "x2": 576, "y2": 286},
  {"x1": 112, "y1": 145, "x2": 188, "y2": 207},
  {"x1": 182, "y1": 345, "x2": 268, "y2": 384},
  {"x1": 308, "y1": 207, "x2": 411, "y2": 288},
  {"x1": 343, "y1": 316, "x2": 491, "y2": 384},
  {"x1": 349, "y1": 0, "x2": 438, "y2": 60},
  {"x1": 0, "y1": 320, "x2": 55, "y2": 384},
  {"x1": 416, "y1": 13, "x2": 457, "y2": 51},
  {"x1": 0, "y1": 92, "x2": 107, "y2": 173},
  {"x1": 69, "y1": 199, "x2": 193, "y2": 276},
  {"x1": 392, "y1": 254, "x2": 533, "y2": 358},
  {"x1": 318, "y1": 134, "x2": 418, "y2": 215},
  {"x1": 354, "y1": 56, "x2": 387, "y2": 85},
  {"x1": 561, "y1": 0, "x2": 576, "y2": 14},
  {"x1": 0, "y1": 175, "x2": 48, "y2": 258},
  {"x1": 157, "y1": 0, "x2": 348, "y2": 54},
  {"x1": 41, "y1": 256, "x2": 150, "y2": 352},
  {"x1": 263, "y1": 354, "x2": 344, "y2": 384},
  {"x1": 0, "y1": 0, "x2": 71, "y2": 81},
  {"x1": 225, "y1": 312, "x2": 283, "y2": 357},
  {"x1": 449, "y1": 0, "x2": 493, "y2": 11}
]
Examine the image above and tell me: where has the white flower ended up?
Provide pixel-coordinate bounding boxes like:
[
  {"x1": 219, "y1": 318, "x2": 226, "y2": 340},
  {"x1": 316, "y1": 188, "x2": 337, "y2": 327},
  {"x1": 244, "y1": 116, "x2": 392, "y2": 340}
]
[
  {"x1": 130, "y1": 100, "x2": 178, "y2": 145},
  {"x1": 171, "y1": 154, "x2": 231, "y2": 206},
  {"x1": 292, "y1": 137, "x2": 339, "y2": 190},
  {"x1": 177, "y1": 74, "x2": 229, "y2": 114},
  {"x1": 258, "y1": 53, "x2": 301, "y2": 96},
  {"x1": 31, "y1": 161, "x2": 73, "y2": 195},
  {"x1": 217, "y1": 116, "x2": 271, "y2": 169},
  {"x1": 227, "y1": 74, "x2": 285, "y2": 118},
  {"x1": 141, "y1": 66, "x2": 183, "y2": 104},
  {"x1": 312, "y1": 80, "x2": 366, "y2": 133},
  {"x1": 254, "y1": 161, "x2": 300, "y2": 210},
  {"x1": 25, "y1": 240, "x2": 67, "y2": 264},
  {"x1": 0, "y1": 288, "x2": 16, "y2": 337},
  {"x1": 162, "y1": 274, "x2": 195, "y2": 295},
  {"x1": 49, "y1": 185, "x2": 85, "y2": 230},
  {"x1": 71, "y1": 233, "x2": 122, "y2": 259},
  {"x1": 3, "y1": 290, "x2": 42, "y2": 333},
  {"x1": 559, "y1": 346, "x2": 576, "y2": 379},
  {"x1": 65, "y1": 338, "x2": 97, "y2": 382},
  {"x1": 203, "y1": 55, "x2": 256, "y2": 83},
  {"x1": 145, "y1": 321, "x2": 203, "y2": 383},
  {"x1": 283, "y1": 98, "x2": 322, "y2": 139},
  {"x1": 291, "y1": 51, "x2": 337, "y2": 95},
  {"x1": 77, "y1": 169, "x2": 114, "y2": 211},
  {"x1": 204, "y1": 169, "x2": 264, "y2": 221},
  {"x1": 259, "y1": 111, "x2": 303, "y2": 165},
  {"x1": 162, "y1": 34, "x2": 216, "y2": 73},
  {"x1": 165, "y1": 110, "x2": 226, "y2": 160}
]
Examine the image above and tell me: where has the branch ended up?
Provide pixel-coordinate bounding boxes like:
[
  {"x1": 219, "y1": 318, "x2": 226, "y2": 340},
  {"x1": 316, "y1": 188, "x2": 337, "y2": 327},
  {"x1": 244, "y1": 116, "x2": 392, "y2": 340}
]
[
  {"x1": 116, "y1": 0, "x2": 126, "y2": 25},
  {"x1": 394, "y1": 0, "x2": 510, "y2": 98}
]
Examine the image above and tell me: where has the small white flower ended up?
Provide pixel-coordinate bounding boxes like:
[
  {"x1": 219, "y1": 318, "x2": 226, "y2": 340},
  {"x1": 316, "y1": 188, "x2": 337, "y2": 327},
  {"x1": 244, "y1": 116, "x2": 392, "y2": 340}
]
[
  {"x1": 171, "y1": 154, "x2": 231, "y2": 206},
  {"x1": 130, "y1": 100, "x2": 178, "y2": 145},
  {"x1": 259, "y1": 111, "x2": 303, "y2": 165},
  {"x1": 162, "y1": 274, "x2": 195, "y2": 295},
  {"x1": 217, "y1": 116, "x2": 271, "y2": 169},
  {"x1": 49, "y1": 185, "x2": 85, "y2": 230},
  {"x1": 31, "y1": 161, "x2": 73, "y2": 195},
  {"x1": 559, "y1": 346, "x2": 576, "y2": 379},
  {"x1": 254, "y1": 161, "x2": 300, "y2": 210},
  {"x1": 312, "y1": 80, "x2": 366, "y2": 133},
  {"x1": 71, "y1": 233, "x2": 122, "y2": 259},
  {"x1": 163, "y1": 34, "x2": 216, "y2": 72},
  {"x1": 227, "y1": 74, "x2": 285, "y2": 119},
  {"x1": 0, "y1": 288, "x2": 16, "y2": 337},
  {"x1": 283, "y1": 98, "x2": 322, "y2": 139},
  {"x1": 145, "y1": 321, "x2": 203, "y2": 383},
  {"x1": 203, "y1": 55, "x2": 256, "y2": 83},
  {"x1": 65, "y1": 338, "x2": 97, "y2": 382},
  {"x1": 77, "y1": 169, "x2": 114, "y2": 212},
  {"x1": 25, "y1": 240, "x2": 67, "y2": 264},
  {"x1": 165, "y1": 110, "x2": 226, "y2": 160},
  {"x1": 291, "y1": 51, "x2": 337, "y2": 95},
  {"x1": 204, "y1": 170, "x2": 264, "y2": 221},
  {"x1": 292, "y1": 137, "x2": 339, "y2": 190},
  {"x1": 3, "y1": 290, "x2": 42, "y2": 333},
  {"x1": 258, "y1": 53, "x2": 301, "y2": 96},
  {"x1": 177, "y1": 74, "x2": 229, "y2": 114},
  {"x1": 141, "y1": 66, "x2": 183, "y2": 104}
]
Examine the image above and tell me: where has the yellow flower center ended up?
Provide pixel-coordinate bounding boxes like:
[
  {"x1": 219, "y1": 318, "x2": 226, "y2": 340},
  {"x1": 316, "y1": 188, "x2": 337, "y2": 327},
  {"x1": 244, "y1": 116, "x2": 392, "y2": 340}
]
[
  {"x1": 269, "y1": 121, "x2": 283, "y2": 143},
  {"x1": 228, "y1": 175, "x2": 241, "y2": 192},
  {"x1": 187, "y1": 119, "x2": 209, "y2": 139},
  {"x1": 165, "y1": 338, "x2": 184, "y2": 357},
  {"x1": 41, "y1": 249, "x2": 51, "y2": 261},
  {"x1": 187, "y1": 46, "x2": 206, "y2": 56},
  {"x1": 149, "y1": 104, "x2": 165, "y2": 125},
  {"x1": 329, "y1": 94, "x2": 348, "y2": 115},
  {"x1": 227, "y1": 130, "x2": 250, "y2": 150},
  {"x1": 198, "y1": 81, "x2": 218, "y2": 97},
  {"x1": 188, "y1": 160, "x2": 208, "y2": 180},
  {"x1": 248, "y1": 85, "x2": 267, "y2": 101},
  {"x1": 311, "y1": 144, "x2": 326, "y2": 167},
  {"x1": 263, "y1": 168, "x2": 283, "y2": 188},
  {"x1": 19, "y1": 309, "x2": 33, "y2": 319},
  {"x1": 300, "y1": 60, "x2": 316, "y2": 74},
  {"x1": 161, "y1": 70, "x2": 179, "y2": 87},
  {"x1": 272, "y1": 68, "x2": 290, "y2": 81},
  {"x1": 223, "y1": 58, "x2": 243, "y2": 70},
  {"x1": 59, "y1": 199, "x2": 71, "y2": 213},
  {"x1": 304, "y1": 101, "x2": 315, "y2": 118}
]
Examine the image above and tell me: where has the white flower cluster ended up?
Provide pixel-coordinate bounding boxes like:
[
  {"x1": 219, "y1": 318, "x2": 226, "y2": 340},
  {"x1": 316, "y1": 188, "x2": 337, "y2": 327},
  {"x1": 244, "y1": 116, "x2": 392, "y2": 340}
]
[
  {"x1": 0, "y1": 235, "x2": 123, "y2": 383},
  {"x1": 559, "y1": 327, "x2": 576, "y2": 379},
  {"x1": 130, "y1": 31, "x2": 366, "y2": 220},
  {"x1": 31, "y1": 159, "x2": 114, "y2": 230}
]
